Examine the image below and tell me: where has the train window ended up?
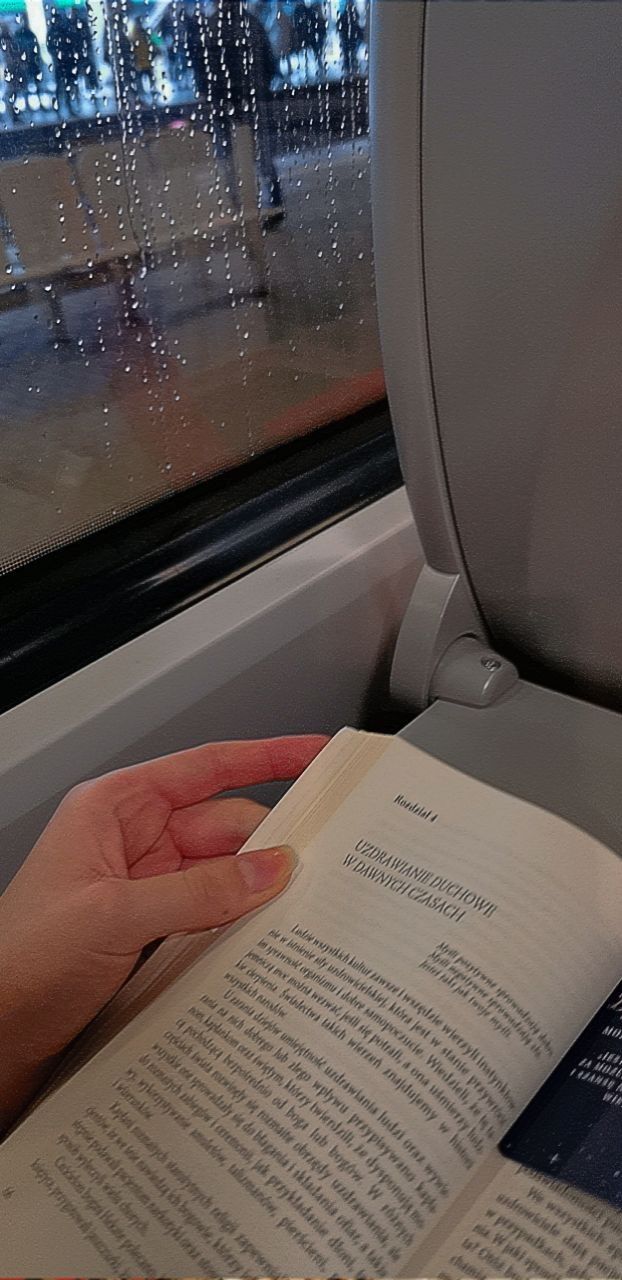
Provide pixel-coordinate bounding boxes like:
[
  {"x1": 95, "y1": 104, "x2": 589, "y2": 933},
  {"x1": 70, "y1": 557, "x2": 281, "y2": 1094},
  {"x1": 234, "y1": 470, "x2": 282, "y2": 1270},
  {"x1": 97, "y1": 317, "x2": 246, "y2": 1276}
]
[{"x1": 0, "y1": 0, "x2": 384, "y2": 576}]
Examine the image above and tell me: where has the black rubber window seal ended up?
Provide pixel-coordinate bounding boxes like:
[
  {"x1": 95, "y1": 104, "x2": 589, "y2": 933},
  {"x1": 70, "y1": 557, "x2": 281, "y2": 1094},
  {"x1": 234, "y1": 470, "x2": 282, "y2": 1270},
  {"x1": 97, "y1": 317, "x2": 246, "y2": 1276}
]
[{"x1": 0, "y1": 403, "x2": 402, "y2": 714}]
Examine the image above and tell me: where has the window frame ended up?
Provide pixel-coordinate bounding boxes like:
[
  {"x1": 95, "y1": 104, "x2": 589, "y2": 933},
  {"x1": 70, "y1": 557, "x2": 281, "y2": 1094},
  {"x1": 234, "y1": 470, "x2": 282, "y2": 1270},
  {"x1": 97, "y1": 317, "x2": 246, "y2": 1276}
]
[{"x1": 0, "y1": 402, "x2": 401, "y2": 714}]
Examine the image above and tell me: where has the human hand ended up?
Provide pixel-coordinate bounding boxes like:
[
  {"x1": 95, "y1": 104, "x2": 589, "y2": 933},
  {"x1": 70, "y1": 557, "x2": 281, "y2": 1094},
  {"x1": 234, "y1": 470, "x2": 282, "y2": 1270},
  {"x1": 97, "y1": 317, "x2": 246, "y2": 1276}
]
[{"x1": 0, "y1": 734, "x2": 328, "y2": 1129}]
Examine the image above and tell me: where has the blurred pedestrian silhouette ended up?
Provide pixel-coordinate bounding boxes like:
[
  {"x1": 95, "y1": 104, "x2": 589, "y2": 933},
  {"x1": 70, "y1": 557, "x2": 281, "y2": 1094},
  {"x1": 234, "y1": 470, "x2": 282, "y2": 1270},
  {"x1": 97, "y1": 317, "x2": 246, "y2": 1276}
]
[
  {"x1": 102, "y1": 13, "x2": 138, "y2": 109},
  {"x1": 1, "y1": 22, "x2": 25, "y2": 121},
  {"x1": 187, "y1": 0, "x2": 283, "y2": 216},
  {"x1": 258, "y1": 0, "x2": 293, "y2": 81},
  {"x1": 14, "y1": 17, "x2": 43, "y2": 109},
  {"x1": 68, "y1": 8, "x2": 98, "y2": 99},
  {"x1": 292, "y1": 0, "x2": 326, "y2": 81},
  {"x1": 337, "y1": 0, "x2": 361, "y2": 78},
  {"x1": 159, "y1": 1, "x2": 191, "y2": 92},
  {"x1": 129, "y1": 16, "x2": 155, "y2": 102},
  {"x1": 47, "y1": 8, "x2": 79, "y2": 117},
  {"x1": 0, "y1": 17, "x2": 43, "y2": 122}
]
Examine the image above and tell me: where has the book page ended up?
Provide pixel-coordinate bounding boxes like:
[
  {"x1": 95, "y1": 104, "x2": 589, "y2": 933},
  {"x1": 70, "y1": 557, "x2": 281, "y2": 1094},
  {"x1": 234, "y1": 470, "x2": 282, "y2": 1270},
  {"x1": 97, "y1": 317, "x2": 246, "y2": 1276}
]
[
  {"x1": 0, "y1": 732, "x2": 621, "y2": 1275},
  {"x1": 417, "y1": 1149, "x2": 622, "y2": 1277}
]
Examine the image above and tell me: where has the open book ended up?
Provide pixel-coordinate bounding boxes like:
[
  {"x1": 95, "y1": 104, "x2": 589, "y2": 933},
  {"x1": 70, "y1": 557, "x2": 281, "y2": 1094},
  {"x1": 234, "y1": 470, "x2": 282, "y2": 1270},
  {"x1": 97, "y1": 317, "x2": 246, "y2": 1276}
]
[{"x1": 1, "y1": 728, "x2": 622, "y2": 1276}]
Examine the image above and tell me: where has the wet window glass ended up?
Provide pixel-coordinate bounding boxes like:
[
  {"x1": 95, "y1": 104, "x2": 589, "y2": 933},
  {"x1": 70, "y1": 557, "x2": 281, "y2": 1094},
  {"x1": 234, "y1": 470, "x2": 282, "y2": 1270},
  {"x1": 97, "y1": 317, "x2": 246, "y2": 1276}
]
[{"x1": 0, "y1": 0, "x2": 382, "y2": 573}]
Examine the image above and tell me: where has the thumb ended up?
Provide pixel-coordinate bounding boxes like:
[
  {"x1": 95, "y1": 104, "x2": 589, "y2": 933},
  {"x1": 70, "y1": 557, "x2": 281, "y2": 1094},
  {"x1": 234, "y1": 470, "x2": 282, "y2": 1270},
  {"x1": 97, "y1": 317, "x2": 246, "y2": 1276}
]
[{"x1": 118, "y1": 846, "x2": 295, "y2": 947}]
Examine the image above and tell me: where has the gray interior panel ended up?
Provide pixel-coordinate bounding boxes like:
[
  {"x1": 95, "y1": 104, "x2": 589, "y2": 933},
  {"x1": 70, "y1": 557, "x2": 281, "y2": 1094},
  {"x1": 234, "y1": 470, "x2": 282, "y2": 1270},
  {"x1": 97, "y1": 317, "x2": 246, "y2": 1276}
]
[
  {"x1": 0, "y1": 492, "x2": 420, "y2": 890},
  {"x1": 421, "y1": 1, "x2": 622, "y2": 703},
  {"x1": 370, "y1": 0, "x2": 471, "y2": 582}
]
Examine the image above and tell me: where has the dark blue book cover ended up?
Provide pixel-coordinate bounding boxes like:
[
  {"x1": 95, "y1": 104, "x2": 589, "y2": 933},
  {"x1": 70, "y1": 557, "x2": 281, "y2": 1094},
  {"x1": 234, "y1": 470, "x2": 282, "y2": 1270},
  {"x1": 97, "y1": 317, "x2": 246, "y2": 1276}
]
[{"x1": 500, "y1": 981, "x2": 622, "y2": 1210}]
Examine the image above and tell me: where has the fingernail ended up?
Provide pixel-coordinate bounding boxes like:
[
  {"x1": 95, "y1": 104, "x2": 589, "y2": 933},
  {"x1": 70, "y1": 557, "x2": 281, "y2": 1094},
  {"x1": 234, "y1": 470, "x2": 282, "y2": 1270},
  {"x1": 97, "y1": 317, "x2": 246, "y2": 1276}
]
[{"x1": 239, "y1": 846, "x2": 295, "y2": 893}]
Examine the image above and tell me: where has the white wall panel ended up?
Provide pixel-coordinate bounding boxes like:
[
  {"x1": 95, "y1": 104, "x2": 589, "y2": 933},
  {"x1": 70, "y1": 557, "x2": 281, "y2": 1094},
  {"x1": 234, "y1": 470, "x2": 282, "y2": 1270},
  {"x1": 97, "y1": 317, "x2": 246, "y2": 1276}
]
[{"x1": 0, "y1": 490, "x2": 421, "y2": 889}]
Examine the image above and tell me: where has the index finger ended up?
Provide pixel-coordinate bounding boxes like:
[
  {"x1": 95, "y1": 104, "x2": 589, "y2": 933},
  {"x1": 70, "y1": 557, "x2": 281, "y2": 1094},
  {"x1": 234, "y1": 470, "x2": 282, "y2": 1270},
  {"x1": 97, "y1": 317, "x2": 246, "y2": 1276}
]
[{"x1": 118, "y1": 735, "x2": 330, "y2": 808}]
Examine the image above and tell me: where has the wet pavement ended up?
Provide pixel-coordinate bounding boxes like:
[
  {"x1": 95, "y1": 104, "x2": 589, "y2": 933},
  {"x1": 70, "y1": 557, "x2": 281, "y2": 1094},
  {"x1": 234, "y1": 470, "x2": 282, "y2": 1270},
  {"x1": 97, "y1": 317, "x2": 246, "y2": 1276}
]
[{"x1": 0, "y1": 125, "x2": 382, "y2": 572}]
